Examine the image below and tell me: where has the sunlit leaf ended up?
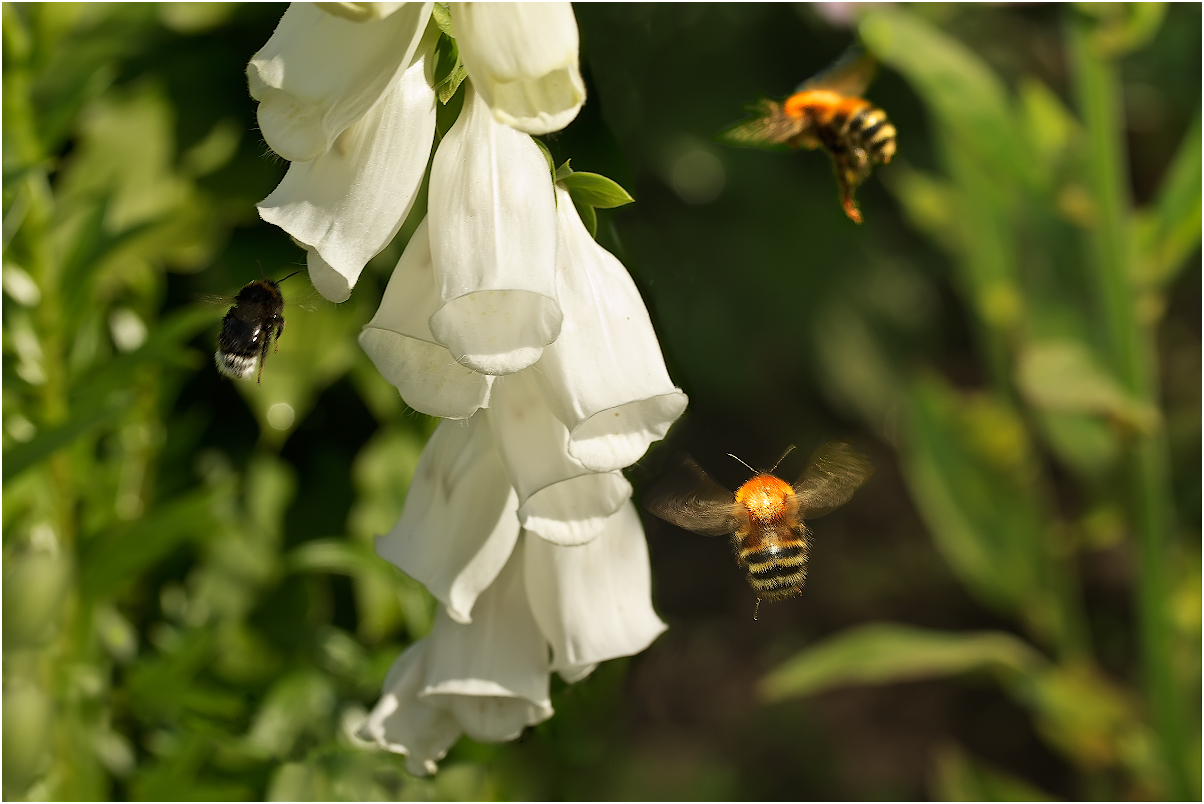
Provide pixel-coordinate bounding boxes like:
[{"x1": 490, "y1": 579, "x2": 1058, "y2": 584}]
[
  {"x1": 1132, "y1": 111, "x2": 1201, "y2": 289},
  {"x1": 559, "y1": 171, "x2": 635, "y2": 209},
  {"x1": 860, "y1": 8, "x2": 1031, "y2": 186},
  {"x1": 245, "y1": 669, "x2": 337, "y2": 759},
  {"x1": 1016, "y1": 340, "x2": 1158, "y2": 431},
  {"x1": 760, "y1": 622, "x2": 1046, "y2": 702},
  {"x1": 286, "y1": 538, "x2": 382, "y2": 576},
  {"x1": 900, "y1": 376, "x2": 1073, "y2": 647}
]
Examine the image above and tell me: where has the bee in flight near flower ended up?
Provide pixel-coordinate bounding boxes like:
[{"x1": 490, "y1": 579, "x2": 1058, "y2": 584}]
[
  {"x1": 644, "y1": 441, "x2": 873, "y2": 618},
  {"x1": 214, "y1": 271, "x2": 303, "y2": 384},
  {"x1": 717, "y1": 45, "x2": 896, "y2": 224}
]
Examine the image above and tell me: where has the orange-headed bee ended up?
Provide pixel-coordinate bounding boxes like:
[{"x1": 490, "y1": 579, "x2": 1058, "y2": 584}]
[
  {"x1": 717, "y1": 46, "x2": 896, "y2": 223},
  {"x1": 644, "y1": 442, "x2": 873, "y2": 618}
]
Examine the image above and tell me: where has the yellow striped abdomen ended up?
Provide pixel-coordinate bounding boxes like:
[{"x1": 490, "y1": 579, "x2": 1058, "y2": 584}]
[{"x1": 736, "y1": 526, "x2": 810, "y2": 601}]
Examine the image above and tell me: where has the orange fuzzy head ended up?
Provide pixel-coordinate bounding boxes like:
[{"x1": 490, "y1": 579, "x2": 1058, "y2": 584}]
[{"x1": 734, "y1": 474, "x2": 796, "y2": 523}]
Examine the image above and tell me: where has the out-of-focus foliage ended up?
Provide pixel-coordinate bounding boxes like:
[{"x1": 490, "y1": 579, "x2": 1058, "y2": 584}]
[
  {"x1": 760, "y1": 5, "x2": 1200, "y2": 800},
  {"x1": 3, "y1": 2, "x2": 1199, "y2": 801}
]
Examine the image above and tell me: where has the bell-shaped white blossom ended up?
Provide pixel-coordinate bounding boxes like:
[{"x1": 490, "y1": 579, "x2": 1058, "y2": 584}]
[
  {"x1": 420, "y1": 540, "x2": 553, "y2": 742},
  {"x1": 360, "y1": 219, "x2": 494, "y2": 419},
  {"x1": 259, "y1": 40, "x2": 437, "y2": 301},
  {"x1": 486, "y1": 370, "x2": 631, "y2": 547},
  {"x1": 537, "y1": 185, "x2": 689, "y2": 472},
  {"x1": 316, "y1": 2, "x2": 406, "y2": 21},
  {"x1": 375, "y1": 415, "x2": 519, "y2": 624},
  {"x1": 427, "y1": 84, "x2": 561, "y2": 375},
  {"x1": 359, "y1": 639, "x2": 462, "y2": 776},
  {"x1": 524, "y1": 502, "x2": 667, "y2": 683},
  {"x1": 248, "y1": 2, "x2": 431, "y2": 162},
  {"x1": 452, "y1": 2, "x2": 586, "y2": 135}
]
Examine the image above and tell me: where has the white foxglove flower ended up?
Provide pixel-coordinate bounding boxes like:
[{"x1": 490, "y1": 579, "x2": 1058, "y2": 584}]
[
  {"x1": 524, "y1": 501, "x2": 667, "y2": 683},
  {"x1": 486, "y1": 370, "x2": 631, "y2": 546},
  {"x1": 538, "y1": 185, "x2": 689, "y2": 472},
  {"x1": 316, "y1": 2, "x2": 406, "y2": 21},
  {"x1": 259, "y1": 39, "x2": 436, "y2": 302},
  {"x1": 375, "y1": 415, "x2": 518, "y2": 624},
  {"x1": 452, "y1": 2, "x2": 586, "y2": 135},
  {"x1": 359, "y1": 639, "x2": 462, "y2": 776},
  {"x1": 360, "y1": 219, "x2": 494, "y2": 418},
  {"x1": 420, "y1": 540, "x2": 553, "y2": 742},
  {"x1": 427, "y1": 84, "x2": 562, "y2": 375},
  {"x1": 248, "y1": 2, "x2": 432, "y2": 162}
]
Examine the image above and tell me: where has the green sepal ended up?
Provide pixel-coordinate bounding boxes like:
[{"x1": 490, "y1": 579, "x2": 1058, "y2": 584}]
[
  {"x1": 559, "y1": 171, "x2": 634, "y2": 208},
  {"x1": 533, "y1": 138, "x2": 555, "y2": 179},
  {"x1": 571, "y1": 192, "x2": 598, "y2": 238},
  {"x1": 431, "y1": 32, "x2": 466, "y2": 105},
  {"x1": 554, "y1": 158, "x2": 574, "y2": 182},
  {"x1": 431, "y1": 2, "x2": 454, "y2": 36}
]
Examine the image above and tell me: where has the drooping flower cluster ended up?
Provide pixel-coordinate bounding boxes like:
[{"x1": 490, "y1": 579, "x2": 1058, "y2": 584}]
[{"x1": 248, "y1": 2, "x2": 687, "y2": 775}]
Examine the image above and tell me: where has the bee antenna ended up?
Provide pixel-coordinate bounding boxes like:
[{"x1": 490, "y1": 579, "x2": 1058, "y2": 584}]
[
  {"x1": 727, "y1": 453, "x2": 756, "y2": 475},
  {"x1": 770, "y1": 444, "x2": 797, "y2": 473},
  {"x1": 278, "y1": 270, "x2": 304, "y2": 284}
]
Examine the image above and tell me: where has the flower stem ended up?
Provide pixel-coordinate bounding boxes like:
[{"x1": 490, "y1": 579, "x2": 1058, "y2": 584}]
[{"x1": 1067, "y1": 15, "x2": 1193, "y2": 799}]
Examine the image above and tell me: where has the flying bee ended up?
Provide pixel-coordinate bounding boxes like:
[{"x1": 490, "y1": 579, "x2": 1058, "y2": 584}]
[
  {"x1": 717, "y1": 45, "x2": 897, "y2": 223},
  {"x1": 213, "y1": 270, "x2": 303, "y2": 384},
  {"x1": 644, "y1": 441, "x2": 873, "y2": 618}
]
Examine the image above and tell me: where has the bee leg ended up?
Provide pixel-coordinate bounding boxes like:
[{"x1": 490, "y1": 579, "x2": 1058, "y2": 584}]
[
  {"x1": 274, "y1": 318, "x2": 284, "y2": 353},
  {"x1": 753, "y1": 597, "x2": 762, "y2": 621},
  {"x1": 257, "y1": 334, "x2": 271, "y2": 386}
]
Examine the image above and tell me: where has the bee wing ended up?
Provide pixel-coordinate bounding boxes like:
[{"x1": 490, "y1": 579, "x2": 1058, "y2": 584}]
[
  {"x1": 715, "y1": 97, "x2": 805, "y2": 150},
  {"x1": 644, "y1": 455, "x2": 741, "y2": 536},
  {"x1": 796, "y1": 44, "x2": 876, "y2": 97},
  {"x1": 195, "y1": 292, "x2": 235, "y2": 309},
  {"x1": 792, "y1": 441, "x2": 873, "y2": 519}
]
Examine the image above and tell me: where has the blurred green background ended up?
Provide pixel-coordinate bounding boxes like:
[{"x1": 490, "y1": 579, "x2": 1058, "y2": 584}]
[{"x1": 3, "y1": 2, "x2": 1199, "y2": 800}]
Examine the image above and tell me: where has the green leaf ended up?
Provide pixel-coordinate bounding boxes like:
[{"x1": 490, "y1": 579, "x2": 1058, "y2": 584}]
[
  {"x1": 2, "y1": 391, "x2": 131, "y2": 482},
  {"x1": 431, "y1": 2, "x2": 453, "y2": 36},
  {"x1": 900, "y1": 376, "x2": 1071, "y2": 645},
  {"x1": 1132, "y1": 111, "x2": 1201, "y2": 289},
  {"x1": 78, "y1": 487, "x2": 223, "y2": 599},
  {"x1": 571, "y1": 192, "x2": 597, "y2": 237},
  {"x1": 1016, "y1": 340, "x2": 1158, "y2": 431},
  {"x1": 760, "y1": 623, "x2": 1046, "y2": 702},
  {"x1": 70, "y1": 304, "x2": 219, "y2": 407},
  {"x1": 431, "y1": 31, "x2": 467, "y2": 106},
  {"x1": 559, "y1": 171, "x2": 635, "y2": 208},
  {"x1": 438, "y1": 61, "x2": 467, "y2": 106},
  {"x1": 533, "y1": 138, "x2": 555, "y2": 178},
  {"x1": 860, "y1": 9, "x2": 1032, "y2": 187},
  {"x1": 554, "y1": 158, "x2": 573, "y2": 182},
  {"x1": 931, "y1": 743, "x2": 1058, "y2": 801},
  {"x1": 244, "y1": 669, "x2": 337, "y2": 759},
  {"x1": 1078, "y1": 2, "x2": 1167, "y2": 57},
  {"x1": 1018, "y1": 76, "x2": 1081, "y2": 173},
  {"x1": 286, "y1": 538, "x2": 383, "y2": 576}
]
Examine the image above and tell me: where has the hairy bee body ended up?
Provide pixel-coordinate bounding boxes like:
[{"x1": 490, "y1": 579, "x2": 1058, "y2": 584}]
[
  {"x1": 644, "y1": 442, "x2": 873, "y2": 617},
  {"x1": 717, "y1": 47, "x2": 897, "y2": 223},
  {"x1": 215, "y1": 279, "x2": 286, "y2": 384},
  {"x1": 732, "y1": 474, "x2": 810, "y2": 600}
]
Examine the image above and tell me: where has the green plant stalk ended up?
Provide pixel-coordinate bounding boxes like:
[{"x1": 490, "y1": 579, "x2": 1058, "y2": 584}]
[{"x1": 1067, "y1": 16, "x2": 1193, "y2": 799}]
